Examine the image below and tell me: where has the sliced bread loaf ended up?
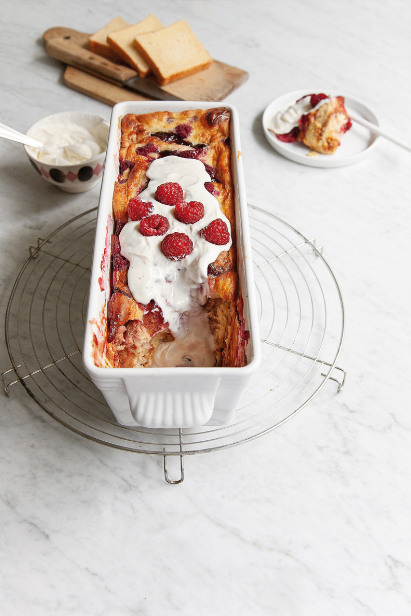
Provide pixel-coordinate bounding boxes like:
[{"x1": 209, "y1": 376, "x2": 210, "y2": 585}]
[
  {"x1": 89, "y1": 17, "x2": 131, "y2": 63},
  {"x1": 133, "y1": 20, "x2": 213, "y2": 85},
  {"x1": 107, "y1": 14, "x2": 163, "y2": 77}
]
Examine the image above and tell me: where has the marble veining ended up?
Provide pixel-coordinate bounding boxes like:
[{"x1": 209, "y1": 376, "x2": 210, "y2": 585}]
[{"x1": 1, "y1": 1, "x2": 411, "y2": 614}]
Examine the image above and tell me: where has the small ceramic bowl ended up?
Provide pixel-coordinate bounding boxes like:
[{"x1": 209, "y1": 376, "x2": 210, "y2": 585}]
[{"x1": 24, "y1": 111, "x2": 109, "y2": 193}]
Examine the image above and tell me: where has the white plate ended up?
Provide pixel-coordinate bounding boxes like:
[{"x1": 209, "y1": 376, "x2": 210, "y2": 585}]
[{"x1": 262, "y1": 90, "x2": 380, "y2": 168}]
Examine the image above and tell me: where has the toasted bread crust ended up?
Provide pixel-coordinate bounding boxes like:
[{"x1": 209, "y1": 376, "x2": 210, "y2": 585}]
[
  {"x1": 107, "y1": 15, "x2": 163, "y2": 77},
  {"x1": 133, "y1": 20, "x2": 212, "y2": 85},
  {"x1": 89, "y1": 17, "x2": 130, "y2": 63}
]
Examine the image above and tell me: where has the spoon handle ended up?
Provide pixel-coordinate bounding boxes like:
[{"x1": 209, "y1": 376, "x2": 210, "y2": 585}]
[
  {"x1": 350, "y1": 115, "x2": 411, "y2": 153},
  {"x1": 0, "y1": 123, "x2": 44, "y2": 149}
]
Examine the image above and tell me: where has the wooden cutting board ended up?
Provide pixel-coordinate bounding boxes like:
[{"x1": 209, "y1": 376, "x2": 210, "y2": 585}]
[
  {"x1": 44, "y1": 27, "x2": 249, "y2": 105},
  {"x1": 64, "y1": 66, "x2": 149, "y2": 105}
]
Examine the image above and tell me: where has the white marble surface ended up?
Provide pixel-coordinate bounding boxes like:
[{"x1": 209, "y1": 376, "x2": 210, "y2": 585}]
[{"x1": 1, "y1": 1, "x2": 411, "y2": 614}]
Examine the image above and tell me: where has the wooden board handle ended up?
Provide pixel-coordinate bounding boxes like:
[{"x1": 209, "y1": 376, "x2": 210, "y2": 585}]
[
  {"x1": 43, "y1": 27, "x2": 137, "y2": 84},
  {"x1": 43, "y1": 27, "x2": 90, "y2": 44}
]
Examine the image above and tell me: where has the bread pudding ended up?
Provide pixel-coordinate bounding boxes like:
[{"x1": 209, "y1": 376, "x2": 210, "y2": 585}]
[
  {"x1": 271, "y1": 93, "x2": 352, "y2": 154},
  {"x1": 104, "y1": 107, "x2": 249, "y2": 369}
]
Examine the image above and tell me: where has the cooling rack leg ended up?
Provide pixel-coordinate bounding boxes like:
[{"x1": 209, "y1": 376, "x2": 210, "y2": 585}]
[
  {"x1": 163, "y1": 429, "x2": 185, "y2": 484},
  {"x1": 1, "y1": 367, "x2": 20, "y2": 396},
  {"x1": 308, "y1": 239, "x2": 323, "y2": 256},
  {"x1": 29, "y1": 237, "x2": 52, "y2": 258},
  {"x1": 163, "y1": 453, "x2": 185, "y2": 484},
  {"x1": 321, "y1": 366, "x2": 347, "y2": 393}
]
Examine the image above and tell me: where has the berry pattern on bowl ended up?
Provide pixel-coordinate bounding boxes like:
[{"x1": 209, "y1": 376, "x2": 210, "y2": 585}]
[{"x1": 30, "y1": 161, "x2": 104, "y2": 184}]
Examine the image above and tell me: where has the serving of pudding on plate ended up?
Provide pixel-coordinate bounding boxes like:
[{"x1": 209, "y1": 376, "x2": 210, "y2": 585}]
[{"x1": 270, "y1": 93, "x2": 352, "y2": 154}]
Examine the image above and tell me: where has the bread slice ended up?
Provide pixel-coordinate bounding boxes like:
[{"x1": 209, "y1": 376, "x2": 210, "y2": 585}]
[
  {"x1": 133, "y1": 19, "x2": 213, "y2": 85},
  {"x1": 107, "y1": 14, "x2": 163, "y2": 77},
  {"x1": 89, "y1": 17, "x2": 131, "y2": 63}
]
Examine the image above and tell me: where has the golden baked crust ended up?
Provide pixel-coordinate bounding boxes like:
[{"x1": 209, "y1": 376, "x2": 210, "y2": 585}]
[
  {"x1": 105, "y1": 107, "x2": 248, "y2": 368},
  {"x1": 299, "y1": 96, "x2": 351, "y2": 154}
]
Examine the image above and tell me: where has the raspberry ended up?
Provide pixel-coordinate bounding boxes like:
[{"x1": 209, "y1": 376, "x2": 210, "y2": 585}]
[
  {"x1": 161, "y1": 233, "x2": 193, "y2": 261},
  {"x1": 139, "y1": 215, "x2": 169, "y2": 237},
  {"x1": 136, "y1": 143, "x2": 159, "y2": 157},
  {"x1": 341, "y1": 119, "x2": 352, "y2": 133},
  {"x1": 175, "y1": 201, "x2": 204, "y2": 224},
  {"x1": 128, "y1": 198, "x2": 153, "y2": 221},
  {"x1": 155, "y1": 182, "x2": 184, "y2": 205},
  {"x1": 176, "y1": 150, "x2": 199, "y2": 159},
  {"x1": 299, "y1": 114, "x2": 310, "y2": 131},
  {"x1": 119, "y1": 159, "x2": 135, "y2": 174},
  {"x1": 200, "y1": 219, "x2": 230, "y2": 245},
  {"x1": 111, "y1": 235, "x2": 121, "y2": 254},
  {"x1": 176, "y1": 124, "x2": 192, "y2": 139},
  {"x1": 203, "y1": 163, "x2": 216, "y2": 180},
  {"x1": 204, "y1": 181, "x2": 216, "y2": 195},
  {"x1": 310, "y1": 93, "x2": 328, "y2": 108},
  {"x1": 275, "y1": 127, "x2": 299, "y2": 143},
  {"x1": 112, "y1": 253, "x2": 129, "y2": 271},
  {"x1": 115, "y1": 221, "x2": 126, "y2": 236}
]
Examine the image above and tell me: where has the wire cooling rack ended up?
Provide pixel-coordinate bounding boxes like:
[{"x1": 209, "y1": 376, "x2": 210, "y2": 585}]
[{"x1": 2, "y1": 204, "x2": 345, "y2": 483}]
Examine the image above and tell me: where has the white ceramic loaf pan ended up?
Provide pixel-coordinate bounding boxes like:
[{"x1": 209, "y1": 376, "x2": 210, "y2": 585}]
[{"x1": 83, "y1": 101, "x2": 260, "y2": 428}]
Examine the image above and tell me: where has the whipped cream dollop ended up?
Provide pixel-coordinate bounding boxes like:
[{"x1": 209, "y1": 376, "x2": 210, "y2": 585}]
[
  {"x1": 271, "y1": 95, "x2": 330, "y2": 134},
  {"x1": 119, "y1": 156, "x2": 232, "y2": 367},
  {"x1": 29, "y1": 118, "x2": 109, "y2": 164}
]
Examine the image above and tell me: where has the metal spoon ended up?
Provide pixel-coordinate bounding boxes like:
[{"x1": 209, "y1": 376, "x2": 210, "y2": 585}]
[
  {"x1": 0, "y1": 122, "x2": 44, "y2": 149},
  {"x1": 350, "y1": 115, "x2": 411, "y2": 153}
]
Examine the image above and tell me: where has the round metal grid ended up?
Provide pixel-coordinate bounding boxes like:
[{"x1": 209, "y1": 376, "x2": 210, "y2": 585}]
[{"x1": 4, "y1": 204, "x2": 345, "y2": 456}]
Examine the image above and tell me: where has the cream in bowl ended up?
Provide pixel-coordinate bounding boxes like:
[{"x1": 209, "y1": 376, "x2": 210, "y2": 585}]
[{"x1": 25, "y1": 111, "x2": 109, "y2": 193}]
